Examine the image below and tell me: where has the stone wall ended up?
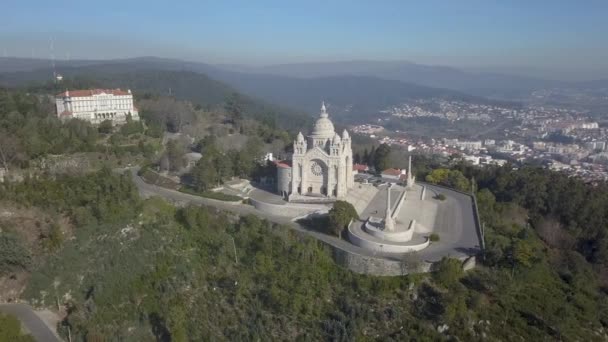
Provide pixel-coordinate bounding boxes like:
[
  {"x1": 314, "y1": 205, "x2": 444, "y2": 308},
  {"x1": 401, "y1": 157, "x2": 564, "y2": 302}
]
[
  {"x1": 276, "y1": 166, "x2": 291, "y2": 196},
  {"x1": 249, "y1": 197, "x2": 325, "y2": 218},
  {"x1": 323, "y1": 240, "x2": 475, "y2": 276},
  {"x1": 327, "y1": 242, "x2": 432, "y2": 276}
]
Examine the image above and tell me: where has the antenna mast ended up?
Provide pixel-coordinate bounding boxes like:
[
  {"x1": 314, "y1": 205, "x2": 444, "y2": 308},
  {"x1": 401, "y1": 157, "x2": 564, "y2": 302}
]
[{"x1": 50, "y1": 37, "x2": 57, "y2": 82}]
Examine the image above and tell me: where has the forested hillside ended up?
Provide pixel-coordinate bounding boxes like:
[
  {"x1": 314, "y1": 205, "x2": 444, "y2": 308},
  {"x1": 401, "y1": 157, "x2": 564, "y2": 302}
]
[
  {"x1": 0, "y1": 64, "x2": 312, "y2": 131},
  {"x1": 1, "y1": 71, "x2": 608, "y2": 341},
  {"x1": 1, "y1": 162, "x2": 608, "y2": 340},
  {"x1": 0, "y1": 57, "x2": 505, "y2": 124}
]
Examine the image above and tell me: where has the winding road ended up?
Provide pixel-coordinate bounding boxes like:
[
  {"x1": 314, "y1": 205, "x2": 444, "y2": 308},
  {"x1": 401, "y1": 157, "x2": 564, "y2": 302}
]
[
  {"x1": 0, "y1": 303, "x2": 60, "y2": 342},
  {"x1": 128, "y1": 169, "x2": 481, "y2": 262}
]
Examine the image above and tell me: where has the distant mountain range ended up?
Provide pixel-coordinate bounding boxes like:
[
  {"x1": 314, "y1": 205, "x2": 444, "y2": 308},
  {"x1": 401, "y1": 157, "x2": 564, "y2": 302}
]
[
  {"x1": 221, "y1": 60, "x2": 608, "y2": 99},
  {"x1": 0, "y1": 57, "x2": 510, "y2": 121},
  {"x1": 1, "y1": 56, "x2": 606, "y2": 122}
]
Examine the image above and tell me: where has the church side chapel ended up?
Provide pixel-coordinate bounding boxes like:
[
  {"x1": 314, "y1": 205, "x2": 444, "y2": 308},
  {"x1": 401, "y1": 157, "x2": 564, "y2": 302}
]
[{"x1": 276, "y1": 103, "x2": 354, "y2": 201}]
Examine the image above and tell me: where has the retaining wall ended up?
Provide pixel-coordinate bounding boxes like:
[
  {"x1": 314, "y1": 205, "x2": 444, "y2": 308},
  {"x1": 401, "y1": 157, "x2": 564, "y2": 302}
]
[
  {"x1": 249, "y1": 197, "x2": 324, "y2": 218},
  {"x1": 330, "y1": 245, "x2": 432, "y2": 276},
  {"x1": 325, "y1": 240, "x2": 475, "y2": 276}
]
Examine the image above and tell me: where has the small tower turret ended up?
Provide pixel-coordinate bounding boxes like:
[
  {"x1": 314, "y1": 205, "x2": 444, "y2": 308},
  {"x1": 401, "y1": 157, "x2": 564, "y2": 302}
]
[{"x1": 294, "y1": 131, "x2": 307, "y2": 155}]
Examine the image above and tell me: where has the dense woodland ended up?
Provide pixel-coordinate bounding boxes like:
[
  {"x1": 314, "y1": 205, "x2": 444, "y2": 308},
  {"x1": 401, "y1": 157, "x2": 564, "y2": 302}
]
[
  {"x1": 1, "y1": 163, "x2": 608, "y2": 340},
  {"x1": 2, "y1": 82, "x2": 608, "y2": 340}
]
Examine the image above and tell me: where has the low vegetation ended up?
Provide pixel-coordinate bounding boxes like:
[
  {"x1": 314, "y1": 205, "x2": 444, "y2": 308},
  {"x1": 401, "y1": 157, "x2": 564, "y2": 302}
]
[
  {"x1": 178, "y1": 187, "x2": 242, "y2": 202},
  {"x1": 0, "y1": 313, "x2": 35, "y2": 342},
  {"x1": 434, "y1": 193, "x2": 446, "y2": 201},
  {"x1": 0, "y1": 156, "x2": 607, "y2": 341},
  {"x1": 2, "y1": 81, "x2": 608, "y2": 340}
]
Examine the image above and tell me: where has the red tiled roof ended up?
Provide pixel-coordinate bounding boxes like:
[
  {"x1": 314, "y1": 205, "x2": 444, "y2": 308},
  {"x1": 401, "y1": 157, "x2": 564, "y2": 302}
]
[
  {"x1": 381, "y1": 168, "x2": 402, "y2": 176},
  {"x1": 353, "y1": 163, "x2": 368, "y2": 171},
  {"x1": 60, "y1": 110, "x2": 72, "y2": 117},
  {"x1": 274, "y1": 160, "x2": 292, "y2": 169},
  {"x1": 56, "y1": 89, "x2": 131, "y2": 97}
]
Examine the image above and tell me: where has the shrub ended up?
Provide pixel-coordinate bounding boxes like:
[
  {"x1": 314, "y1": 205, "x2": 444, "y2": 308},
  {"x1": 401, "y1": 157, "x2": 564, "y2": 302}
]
[
  {"x1": 328, "y1": 200, "x2": 359, "y2": 238},
  {"x1": 430, "y1": 233, "x2": 440, "y2": 242},
  {"x1": 0, "y1": 233, "x2": 32, "y2": 275},
  {"x1": 433, "y1": 257, "x2": 464, "y2": 288},
  {"x1": 0, "y1": 313, "x2": 34, "y2": 341},
  {"x1": 98, "y1": 120, "x2": 113, "y2": 134},
  {"x1": 434, "y1": 193, "x2": 446, "y2": 201}
]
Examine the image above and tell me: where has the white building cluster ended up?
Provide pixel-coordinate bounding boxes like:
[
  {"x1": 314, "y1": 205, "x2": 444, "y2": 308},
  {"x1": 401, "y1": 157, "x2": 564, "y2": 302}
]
[{"x1": 55, "y1": 89, "x2": 139, "y2": 124}]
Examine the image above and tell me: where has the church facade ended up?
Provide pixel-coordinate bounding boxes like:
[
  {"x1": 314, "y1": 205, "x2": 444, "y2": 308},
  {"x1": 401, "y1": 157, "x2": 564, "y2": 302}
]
[{"x1": 277, "y1": 103, "x2": 354, "y2": 200}]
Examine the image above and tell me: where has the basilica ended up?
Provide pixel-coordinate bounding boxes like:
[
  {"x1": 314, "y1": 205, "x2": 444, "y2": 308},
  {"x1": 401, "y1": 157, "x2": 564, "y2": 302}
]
[{"x1": 276, "y1": 103, "x2": 354, "y2": 201}]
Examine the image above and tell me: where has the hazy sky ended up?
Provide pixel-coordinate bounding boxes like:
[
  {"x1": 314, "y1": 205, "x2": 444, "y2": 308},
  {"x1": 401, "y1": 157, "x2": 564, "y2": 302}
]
[{"x1": 2, "y1": 0, "x2": 607, "y2": 78}]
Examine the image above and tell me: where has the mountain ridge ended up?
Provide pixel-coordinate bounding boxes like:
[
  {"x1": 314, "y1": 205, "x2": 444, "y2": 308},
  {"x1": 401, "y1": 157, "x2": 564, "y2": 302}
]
[{"x1": 0, "y1": 57, "x2": 498, "y2": 123}]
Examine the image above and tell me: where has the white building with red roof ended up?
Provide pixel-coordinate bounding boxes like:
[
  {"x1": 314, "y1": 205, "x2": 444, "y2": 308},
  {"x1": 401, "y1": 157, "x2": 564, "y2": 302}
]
[
  {"x1": 55, "y1": 88, "x2": 139, "y2": 124},
  {"x1": 381, "y1": 168, "x2": 407, "y2": 181}
]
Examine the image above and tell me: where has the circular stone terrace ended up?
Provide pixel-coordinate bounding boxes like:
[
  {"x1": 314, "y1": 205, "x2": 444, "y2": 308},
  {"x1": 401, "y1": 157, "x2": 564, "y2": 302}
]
[
  {"x1": 220, "y1": 178, "x2": 481, "y2": 262},
  {"x1": 349, "y1": 183, "x2": 481, "y2": 260}
]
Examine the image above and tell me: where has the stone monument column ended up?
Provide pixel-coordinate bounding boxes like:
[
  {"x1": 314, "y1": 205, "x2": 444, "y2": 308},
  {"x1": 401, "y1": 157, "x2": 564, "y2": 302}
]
[
  {"x1": 407, "y1": 155, "x2": 415, "y2": 189},
  {"x1": 385, "y1": 184, "x2": 395, "y2": 231}
]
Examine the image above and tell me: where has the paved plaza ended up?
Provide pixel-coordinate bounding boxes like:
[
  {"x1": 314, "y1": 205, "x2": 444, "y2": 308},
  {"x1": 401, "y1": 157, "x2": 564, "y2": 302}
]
[{"x1": 350, "y1": 182, "x2": 481, "y2": 260}]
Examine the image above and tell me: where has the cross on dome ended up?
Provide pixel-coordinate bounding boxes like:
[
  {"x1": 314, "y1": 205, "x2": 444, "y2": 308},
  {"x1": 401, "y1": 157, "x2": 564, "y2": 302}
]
[{"x1": 320, "y1": 101, "x2": 328, "y2": 118}]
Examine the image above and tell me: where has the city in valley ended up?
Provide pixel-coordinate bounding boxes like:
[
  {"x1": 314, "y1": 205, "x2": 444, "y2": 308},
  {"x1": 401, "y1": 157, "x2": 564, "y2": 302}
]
[{"x1": 352, "y1": 98, "x2": 608, "y2": 182}]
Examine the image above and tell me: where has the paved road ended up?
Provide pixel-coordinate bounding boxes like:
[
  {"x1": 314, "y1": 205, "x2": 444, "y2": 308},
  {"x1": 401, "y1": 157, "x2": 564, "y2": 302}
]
[
  {"x1": 128, "y1": 169, "x2": 481, "y2": 263},
  {"x1": 128, "y1": 169, "x2": 415, "y2": 260},
  {"x1": 416, "y1": 183, "x2": 481, "y2": 260},
  {"x1": 0, "y1": 303, "x2": 61, "y2": 342}
]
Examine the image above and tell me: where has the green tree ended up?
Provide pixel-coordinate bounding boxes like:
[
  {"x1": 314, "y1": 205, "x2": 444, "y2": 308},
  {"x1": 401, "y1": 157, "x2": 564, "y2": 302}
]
[
  {"x1": 216, "y1": 154, "x2": 234, "y2": 182},
  {"x1": 476, "y1": 188, "x2": 497, "y2": 224},
  {"x1": 0, "y1": 233, "x2": 31, "y2": 275},
  {"x1": 432, "y1": 257, "x2": 463, "y2": 288},
  {"x1": 425, "y1": 168, "x2": 449, "y2": 184},
  {"x1": 191, "y1": 160, "x2": 218, "y2": 191},
  {"x1": 447, "y1": 170, "x2": 470, "y2": 192},
  {"x1": 328, "y1": 200, "x2": 358, "y2": 237},
  {"x1": 224, "y1": 92, "x2": 244, "y2": 128},
  {"x1": 512, "y1": 239, "x2": 535, "y2": 268},
  {"x1": 98, "y1": 120, "x2": 113, "y2": 134},
  {"x1": 163, "y1": 140, "x2": 185, "y2": 172},
  {"x1": 196, "y1": 135, "x2": 218, "y2": 154},
  {"x1": 373, "y1": 144, "x2": 391, "y2": 172}
]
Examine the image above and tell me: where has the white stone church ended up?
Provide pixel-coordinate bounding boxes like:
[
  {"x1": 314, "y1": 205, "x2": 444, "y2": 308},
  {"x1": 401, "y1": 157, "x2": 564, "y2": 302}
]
[{"x1": 276, "y1": 103, "x2": 354, "y2": 201}]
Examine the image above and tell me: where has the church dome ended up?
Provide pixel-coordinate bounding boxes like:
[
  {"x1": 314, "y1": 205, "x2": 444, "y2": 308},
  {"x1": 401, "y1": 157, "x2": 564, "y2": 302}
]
[{"x1": 310, "y1": 102, "x2": 336, "y2": 139}]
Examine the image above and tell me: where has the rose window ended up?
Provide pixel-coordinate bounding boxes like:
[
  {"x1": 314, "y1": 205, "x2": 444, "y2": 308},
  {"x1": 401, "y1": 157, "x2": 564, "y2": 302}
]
[{"x1": 310, "y1": 162, "x2": 324, "y2": 176}]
